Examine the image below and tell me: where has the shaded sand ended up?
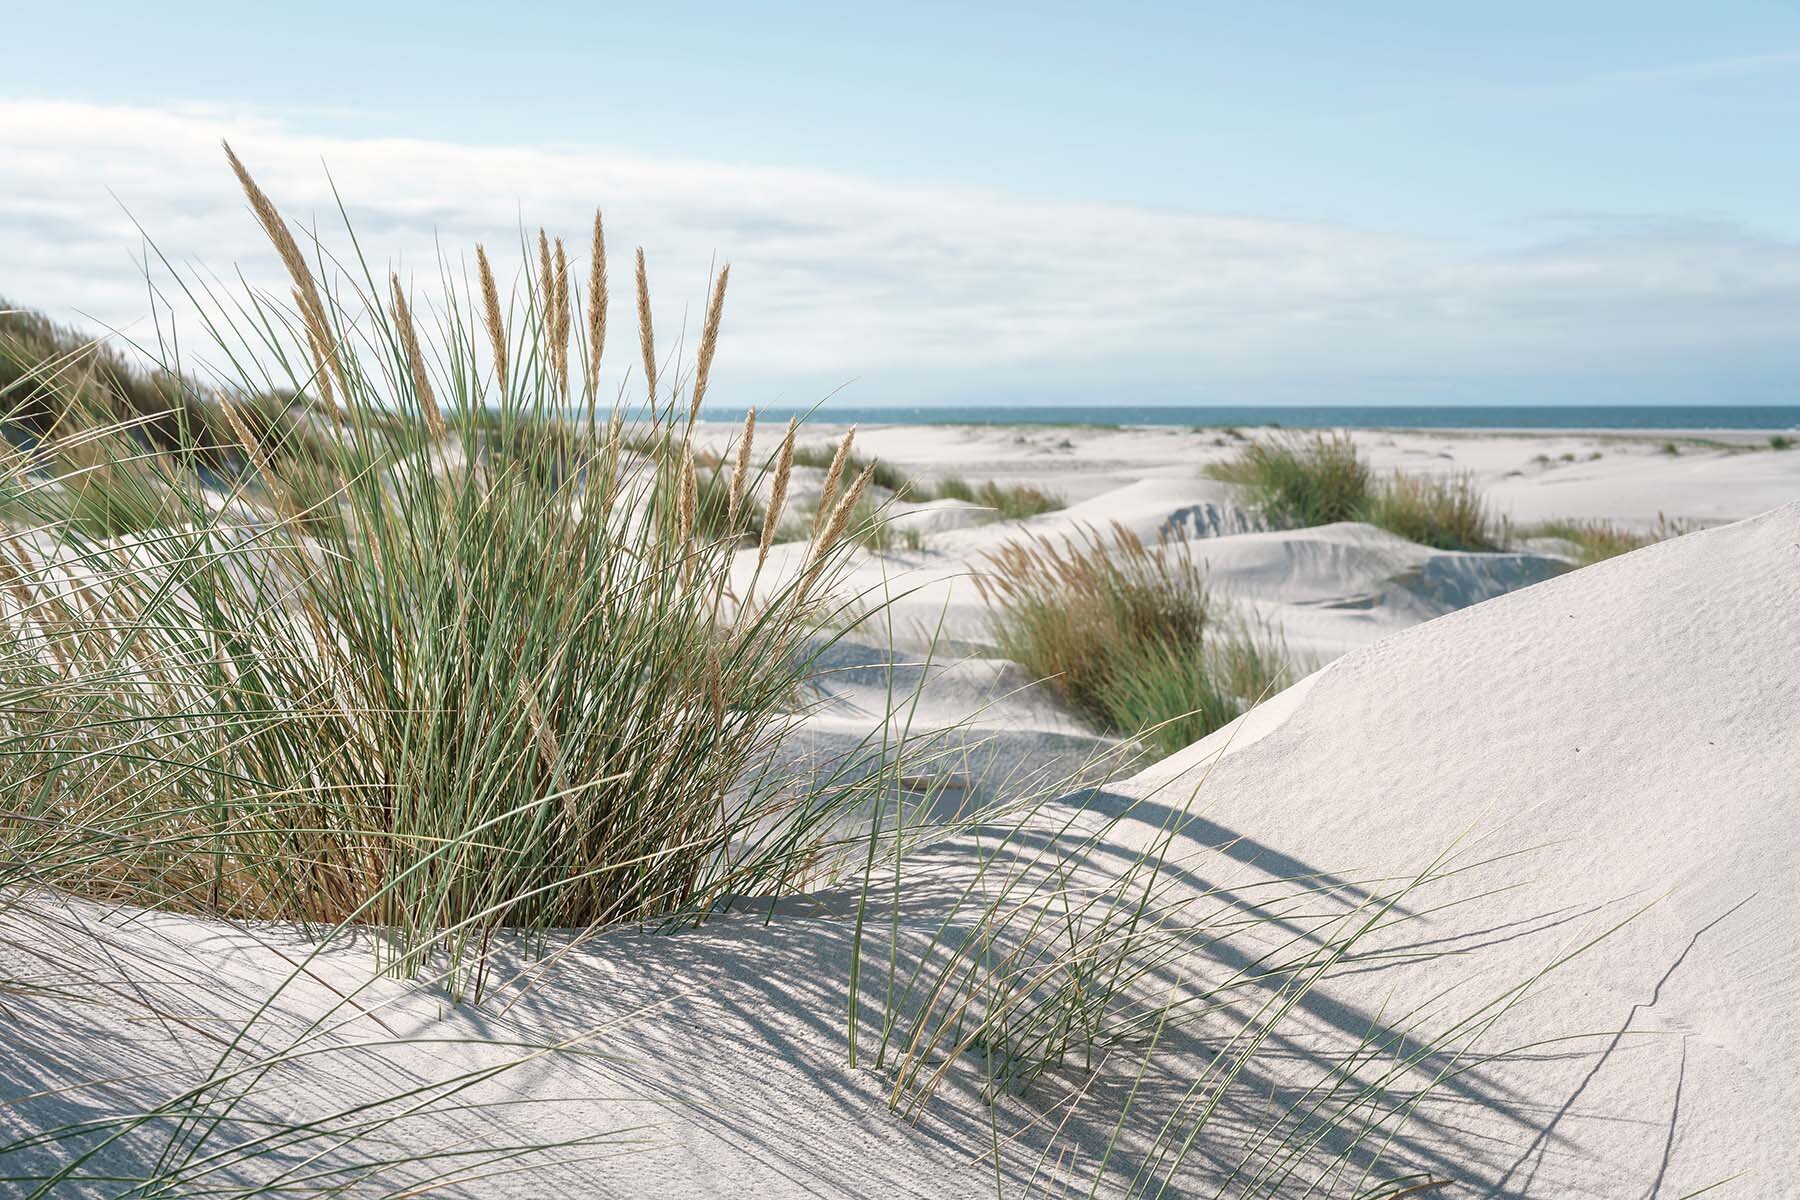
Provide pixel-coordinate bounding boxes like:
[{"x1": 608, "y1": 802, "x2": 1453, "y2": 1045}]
[{"x1": 7, "y1": 499, "x2": 1796, "y2": 1196}]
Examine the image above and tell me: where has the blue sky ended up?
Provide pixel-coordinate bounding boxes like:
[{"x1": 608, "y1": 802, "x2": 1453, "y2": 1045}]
[{"x1": 5, "y1": 2, "x2": 1799, "y2": 406}]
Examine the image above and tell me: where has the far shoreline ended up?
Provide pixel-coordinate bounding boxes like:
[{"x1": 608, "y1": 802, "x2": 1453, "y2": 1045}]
[{"x1": 696, "y1": 404, "x2": 1800, "y2": 437}]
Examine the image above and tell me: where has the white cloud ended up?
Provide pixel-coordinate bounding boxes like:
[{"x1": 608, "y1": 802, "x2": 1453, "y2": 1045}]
[{"x1": 3, "y1": 98, "x2": 1798, "y2": 403}]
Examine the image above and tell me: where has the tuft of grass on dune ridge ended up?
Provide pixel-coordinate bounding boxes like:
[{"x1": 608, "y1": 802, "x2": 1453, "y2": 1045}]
[
  {"x1": 0, "y1": 145, "x2": 906, "y2": 991},
  {"x1": 1, "y1": 300, "x2": 323, "y2": 473},
  {"x1": 1209, "y1": 431, "x2": 1507, "y2": 550},
  {"x1": 1511, "y1": 513, "x2": 1705, "y2": 566},
  {"x1": 1360, "y1": 468, "x2": 1501, "y2": 551},
  {"x1": 976, "y1": 524, "x2": 1293, "y2": 756},
  {"x1": 1207, "y1": 430, "x2": 1370, "y2": 528},
  {"x1": 929, "y1": 474, "x2": 1063, "y2": 520}
]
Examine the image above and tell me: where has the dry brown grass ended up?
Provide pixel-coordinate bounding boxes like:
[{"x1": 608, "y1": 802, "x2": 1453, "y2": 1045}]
[
  {"x1": 475, "y1": 243, "x2": 508, "y2": 394},
  {"x1": 635, "y1": 247, "x2": 656, "y2": 406},
  {"x1": 688, "y1": 265, "x2": 730, "y2": 423},
  {"x1": 978, "y1": 524, "x2": 1291, "y2": 755},
  {"x1": 585, "y1": 210, "x2": 608, "y2": 419}
]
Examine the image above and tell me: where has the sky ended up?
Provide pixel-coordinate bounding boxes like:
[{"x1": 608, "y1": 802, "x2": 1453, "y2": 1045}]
[{"x1": 3, "y1": 1, "x2": 1799, "y2": 408}]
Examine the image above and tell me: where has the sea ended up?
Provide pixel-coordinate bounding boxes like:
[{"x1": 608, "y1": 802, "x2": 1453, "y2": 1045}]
[{"x1": 707, "y1": 405, "x2": 1800, "y2": 431}]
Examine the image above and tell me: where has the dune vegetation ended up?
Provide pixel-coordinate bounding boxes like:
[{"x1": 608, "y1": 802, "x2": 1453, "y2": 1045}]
[
  {"x1": 786, "y1": 439, "x2": 1064, "y2": 538},
  {"x1": 977, "y1": 525, "x2": 1293, "y2": 756},
  {"x1": 1510, "y1": 513, "x2": 1704, "y2": 566},
  {"x1": 1206, "y1": 431, "x2": 1501, "y2": 550},
  {"x1": 1206, "y1": 429, "x2": 1719, "y2": 563},
  {"x1": 1206, "y1": 431, "x2": 1371, "y2": 528},
  {"x1": 0, "y1": 148, "x2": 925, "y2": 992}
]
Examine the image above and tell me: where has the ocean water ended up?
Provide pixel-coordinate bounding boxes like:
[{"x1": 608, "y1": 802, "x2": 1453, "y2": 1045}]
[{"x1": 708, "y1": 405, "x2": 1800, "y2": 431}]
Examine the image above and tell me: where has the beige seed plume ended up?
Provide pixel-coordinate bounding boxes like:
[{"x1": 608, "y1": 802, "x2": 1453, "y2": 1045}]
[
  {"x1": 678, "y1": 445, "x2": 697, "y2": 546},
  {"x1": 216, "y1": 391, "x2": 276, "y2": 482},
  {"x1": 389, "y1": 276, "x2": 445, "y2": 438},
  {"x1": 687, "y1": 263, "x2": 729, "y2": 425},
  {"x1": 552, "y1": 237, "x2": 571, "y2": 399},
  {"x1": 599, "y1": 413, "x2": 624, "y2": 515},
  {"x1": 634, "y1": 247, "x2": 656, "y2": 409},
  {"x1": 537, "y1": 229, "x2": 555, "y2": 323},
  {"x1": 586, "y1": 210, "x2": 608, "y2": 404},
  {"x1": 758, "y1": 417, "x2": 797, "y2": 567},
  {"x1": 293, "y1": 287, "x2": 339, "y2": 421},
  {"x1": 224, "y1": 142, "x2": 345, "y2": 415},
  {"x1": 815, "y1": 463, "x2": 876, "y2": 558},
  {"x1": 728, "y1": 406, "x2": 756, "y2": 528},
  {"x1": 812, "y1": 426, "x2": 856, "y2": 537},
  {"x1": 475, "y1": 244, "x2": 508, "y2": 396},
  {"x1": 707, "y1": 647, "x2": 725, "y2": 727}
]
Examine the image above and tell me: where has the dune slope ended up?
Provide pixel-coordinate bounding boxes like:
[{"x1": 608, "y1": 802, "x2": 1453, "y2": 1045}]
[{"x1": 1117, "y1": 497, "x2": 1800, "y2": 1195}]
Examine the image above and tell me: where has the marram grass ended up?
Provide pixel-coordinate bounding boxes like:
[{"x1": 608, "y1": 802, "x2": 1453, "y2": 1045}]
[
  {"x1": 976, "y1": 524, "x2": 1293, "y2": 756},
  {"x1": 0, "y1": 145, "x2": 901, "y2": 989},
  {"x1": 1207, "y1": 433, "x2": 1502, "y2": 551}
]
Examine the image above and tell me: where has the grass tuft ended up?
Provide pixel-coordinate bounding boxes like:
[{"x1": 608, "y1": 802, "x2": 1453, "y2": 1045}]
[
  {"x1": 977, "y1": 525, "x2": 1292, "y2": 756},
  {"x1": 1511, "y1": 513, "x2": 1704, "y2": 566},
  {"x1": 1361, "y1": 470, "x2": 1500, "y2": 551},
  {"x1": 1209, "y1": 433, "x2": 1502, "y2": 550},
  {"x1": 930, "y1": 474, "x2": 1063, "y2": 520},
  {"x1": 1206, "y1": 432, "x2": 1369, "y2": 528},
  {"x1": 0, "y1": 150, "x2": 897, "y2": 993}
]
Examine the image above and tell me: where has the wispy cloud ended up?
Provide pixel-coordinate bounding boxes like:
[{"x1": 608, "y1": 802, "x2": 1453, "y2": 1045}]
[{"x1": 3, "y1": 98, "x2": 1798, "y2": 403}]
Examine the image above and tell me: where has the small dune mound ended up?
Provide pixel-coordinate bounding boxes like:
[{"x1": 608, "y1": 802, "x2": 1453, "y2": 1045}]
[{"x1": 1118, "y1": 498, "x2": 1800, "y2": 1194}]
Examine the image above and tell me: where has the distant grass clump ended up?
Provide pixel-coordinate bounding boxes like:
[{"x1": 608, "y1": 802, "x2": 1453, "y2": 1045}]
[
  {"x1": 1512, "y1": 514, "x2": 1703, "y2": 566},
  {"x1": 1360, "y1": 470, "x2": 1500, "y2": 551},
  {"x1": 1772, "y1": 434, "x2": 1794, "y2": 451},
  {"x1": 777, "y1": 438, "x2": 1064, "y2": 548},
  {"x1": 793, "y1": 440, "x2": 911, "y2": 495},
  {"x1": 1209, "y1": 432, "x2": 1500, "y2": 550},
  {"x1": 977, "y1": 525, "x2": 1291, "y2": 756},
  {"x1": 1207, "y1": 431, "x2": 1370, "y2": 527},
  {"x1": 931, "y1": 474, "x2": 1063, "y2": 520}
]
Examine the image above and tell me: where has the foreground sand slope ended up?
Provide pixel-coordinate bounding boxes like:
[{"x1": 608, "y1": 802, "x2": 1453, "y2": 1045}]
[{"x1": 1115, "y1": 497, "x2": 1800, "y2": 1194}]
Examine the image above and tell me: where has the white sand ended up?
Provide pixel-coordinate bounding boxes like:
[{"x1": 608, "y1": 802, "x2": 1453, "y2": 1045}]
[
  {"x1": 5, "y1": 424, "x2": 1797, "y2": 1195},
  {"x1": 727, "y1": 422, "x2": 1798, "y2": 665}
]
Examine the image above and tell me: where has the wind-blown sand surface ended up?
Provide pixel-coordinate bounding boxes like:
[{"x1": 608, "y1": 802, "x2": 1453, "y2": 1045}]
[{"x1": 5, "y1": 425, "x2": 1796, "y2": 1196}]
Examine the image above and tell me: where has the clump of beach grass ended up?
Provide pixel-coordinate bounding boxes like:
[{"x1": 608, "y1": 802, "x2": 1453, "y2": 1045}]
[
  {"x1": 1206, "y1": 431, "x2": 1370, "y2": 527},
  {"x1": 773, "y1": 441, "x2": 1064, "y2": 547},
  {"x1": 929, "y1": 475, "x2": 1063, "y2": 520},
  {"x1": 1361, "y1": 469, "x2": 1500, "y2": 551},
  {"x1": 0, "y1": 145, "x2": 904, "y2": 989},
  {"x1": 1511, "y1": 513, "x2": 1704, "y2": 566},
  {"x1": 976, "y1": 524, "x2": 1292, "y2": 756},
  {"x1": 1209, "y1": 432, "x2": 1503, "y2": 551}
]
